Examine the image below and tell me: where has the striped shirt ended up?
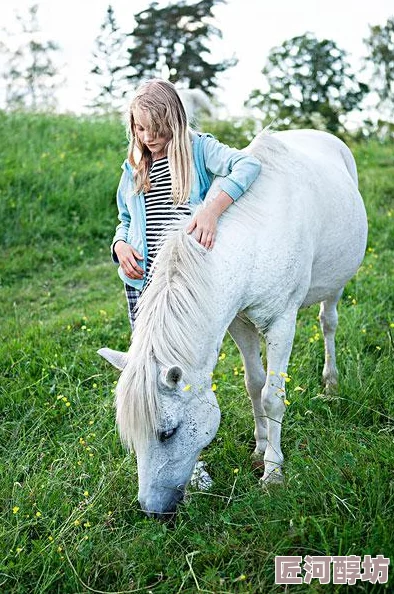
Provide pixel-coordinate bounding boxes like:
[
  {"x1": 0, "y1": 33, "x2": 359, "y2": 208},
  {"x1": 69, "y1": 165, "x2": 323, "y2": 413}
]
[{"x1": 144, "y1": 157, "x2": 190, "y2": 272}]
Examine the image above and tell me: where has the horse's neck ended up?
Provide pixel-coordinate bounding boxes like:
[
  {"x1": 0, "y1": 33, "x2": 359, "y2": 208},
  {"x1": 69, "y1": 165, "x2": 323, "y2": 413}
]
[{"x1": 188, "y1": 291, "x2": 237, "y2": 379}]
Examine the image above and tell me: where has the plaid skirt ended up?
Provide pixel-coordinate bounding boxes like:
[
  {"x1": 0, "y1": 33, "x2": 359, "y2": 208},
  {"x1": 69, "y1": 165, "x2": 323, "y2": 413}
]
[{"x1": 124, "y1": 284, "x2": 141, "y2": 330}]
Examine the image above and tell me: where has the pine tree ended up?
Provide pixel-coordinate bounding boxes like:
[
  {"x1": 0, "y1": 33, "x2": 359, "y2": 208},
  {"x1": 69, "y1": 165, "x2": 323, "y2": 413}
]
[
  {"x1": 124, "y1": 0, "x2": 236, "y2": 94},
  {"x1": 87, "y1": 4, "x2": 132, "y2": 114}
]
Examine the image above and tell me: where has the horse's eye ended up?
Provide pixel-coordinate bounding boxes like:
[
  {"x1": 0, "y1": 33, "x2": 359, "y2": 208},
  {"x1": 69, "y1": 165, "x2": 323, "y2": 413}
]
[{"x1": 159, "y1": 428, "x2": 176, "y2": 442}]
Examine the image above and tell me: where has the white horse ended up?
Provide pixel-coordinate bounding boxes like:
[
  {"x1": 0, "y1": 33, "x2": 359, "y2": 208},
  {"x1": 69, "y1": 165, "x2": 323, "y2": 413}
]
[
  {"x1": 177, "y1": 88, "x2": 215, "y2": 123},
  {"x1": 99, "y1": 130, "x2": 368, "y2": 518}
]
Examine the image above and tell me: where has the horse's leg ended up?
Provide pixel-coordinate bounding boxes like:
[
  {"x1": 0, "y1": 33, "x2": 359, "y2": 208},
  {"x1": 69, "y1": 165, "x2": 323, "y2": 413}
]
[
  {"x1": 228, "y1": 316, "x2": 267, "y2": 462},
  {"x1": 261, "y1": 313, "x2": 297, "y2": 484},
  {"x1": 190, "y1": 315, "x2": 267, "y2": 492},
  {"x1": 319, "y1": 289, "x2": 343, "y2": 392}
]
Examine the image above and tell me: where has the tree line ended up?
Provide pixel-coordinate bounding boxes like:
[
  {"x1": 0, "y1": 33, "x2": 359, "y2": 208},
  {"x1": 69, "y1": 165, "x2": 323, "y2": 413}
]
[{"x1": 1, "y1": 2, "x2": 393, "y2": 135}]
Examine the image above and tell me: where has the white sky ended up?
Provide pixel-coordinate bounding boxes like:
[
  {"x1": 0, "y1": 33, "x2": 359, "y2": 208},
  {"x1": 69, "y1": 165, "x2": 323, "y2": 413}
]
[{"x1": 1, "y1": 0, "x2": 393, "y2": 117}]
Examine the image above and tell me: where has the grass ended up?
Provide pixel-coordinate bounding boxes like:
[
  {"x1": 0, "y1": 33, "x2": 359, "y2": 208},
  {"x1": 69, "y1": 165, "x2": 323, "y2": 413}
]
[{"x1": 0, "y1": 111, "x2": 393, "y2": 593}]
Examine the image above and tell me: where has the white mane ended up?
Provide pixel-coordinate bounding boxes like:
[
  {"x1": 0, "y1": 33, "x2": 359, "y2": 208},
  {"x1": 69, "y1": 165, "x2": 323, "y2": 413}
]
[{"x1": 115, "y1": 223, "x2": 214, "y2": 448}]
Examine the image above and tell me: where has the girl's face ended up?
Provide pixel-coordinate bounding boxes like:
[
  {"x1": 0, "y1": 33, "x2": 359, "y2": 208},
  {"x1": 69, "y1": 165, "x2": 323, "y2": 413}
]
[{"x1": 133, "y1": 108, "x2": 171, "y2": 160}]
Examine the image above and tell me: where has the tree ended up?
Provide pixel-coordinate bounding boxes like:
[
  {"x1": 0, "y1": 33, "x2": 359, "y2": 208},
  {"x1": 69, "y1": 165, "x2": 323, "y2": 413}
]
[
  {"x1": 124, "y1": 0, "x2": 236, "y2": 94},
  {"x1": 364, "y1": 16, "x2": 394, "y2": 116},
  {"x1": 87, "y1": 4, "x2": 132, "y2": 114},
  {"x1": 1, "y1": 4, "x2": 61, "y2": 110},
  {"x1": 246, "y1": 32, "x2": 369, "y2": 133}
]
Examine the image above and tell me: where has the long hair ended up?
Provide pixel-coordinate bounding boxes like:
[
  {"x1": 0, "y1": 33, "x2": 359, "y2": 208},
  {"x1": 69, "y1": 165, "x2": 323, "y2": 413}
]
[{"x1": 127, "y1": 79, "x2": 194, "y2": 205}]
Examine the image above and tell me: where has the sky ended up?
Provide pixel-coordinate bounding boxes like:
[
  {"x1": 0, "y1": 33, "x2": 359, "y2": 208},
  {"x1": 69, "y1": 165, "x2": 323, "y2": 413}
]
[{"x1": 1, "y1": 0, "x2": 393, "y2": 118}]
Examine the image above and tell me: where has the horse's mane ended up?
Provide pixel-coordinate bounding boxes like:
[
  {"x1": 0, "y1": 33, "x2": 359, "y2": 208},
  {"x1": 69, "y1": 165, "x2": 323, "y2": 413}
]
[{"x1": 115, "y1": 222, "x2": 214, "y2": 449}]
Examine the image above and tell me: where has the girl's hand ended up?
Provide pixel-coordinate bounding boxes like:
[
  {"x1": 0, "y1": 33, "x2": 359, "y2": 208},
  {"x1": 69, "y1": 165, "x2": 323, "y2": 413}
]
[
  {"x1": 186, "y1": 190, "x2": 234, "y2": 250},
  {"x1": 186, "y1": 209, "x2": 218, "y2": 250},
  {"x1": 114, "y1": 241, "x2": 144, "y2": 279}
]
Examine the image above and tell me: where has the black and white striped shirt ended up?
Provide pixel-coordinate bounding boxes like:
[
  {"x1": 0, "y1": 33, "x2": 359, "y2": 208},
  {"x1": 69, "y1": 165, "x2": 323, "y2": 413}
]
[{"x1": 144, "y1": 157, "x2": 190, "y2": 271}]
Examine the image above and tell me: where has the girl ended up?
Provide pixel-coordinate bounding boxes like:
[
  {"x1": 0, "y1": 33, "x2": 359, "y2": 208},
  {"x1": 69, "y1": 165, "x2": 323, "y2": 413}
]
[{"x1": 111, "y1": 78, "x2": 261, "y2": 329}]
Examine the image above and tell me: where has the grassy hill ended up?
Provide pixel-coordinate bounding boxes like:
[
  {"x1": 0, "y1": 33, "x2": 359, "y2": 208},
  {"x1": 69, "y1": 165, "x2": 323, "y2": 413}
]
[{"x1": 0, "y1": 112, "x2": 393, "y2": 593}]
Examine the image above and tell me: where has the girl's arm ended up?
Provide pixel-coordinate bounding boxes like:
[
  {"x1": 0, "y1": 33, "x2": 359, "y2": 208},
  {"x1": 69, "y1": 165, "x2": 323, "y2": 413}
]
[
  {"x1": 111, "y1": 169, "x2": 131, "y2": 263},
  {"x1": 202, "y1": 135, "x2": 261, "y2": 201},
  {"x1": 187, "y1": 136, "x2": 261, "y2": 249},
  {"x1": 111, "y1": 167, "x2": 144, "y2": 279}
]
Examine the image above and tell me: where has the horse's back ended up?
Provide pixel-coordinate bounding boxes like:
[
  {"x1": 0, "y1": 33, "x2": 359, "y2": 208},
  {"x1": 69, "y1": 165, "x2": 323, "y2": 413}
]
[
  {"x1": 271, "y1": 129, "x2": 358, "y2": 185},
  {"x1": 247, "y1": 129, "x2": 357, "y2": 186},
  {"x1": 214, "y1": 129, "x2": 368, "y2": 317}
]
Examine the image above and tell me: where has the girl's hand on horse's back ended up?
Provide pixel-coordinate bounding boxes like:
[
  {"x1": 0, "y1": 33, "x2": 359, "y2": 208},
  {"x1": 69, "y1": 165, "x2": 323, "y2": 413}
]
[
  {"x1": 186, "y1": 209, "x2": 218, "y2": 250},
  {"x1": 114, "y1": 241, "x2": 144, "y2": 279},
  {"x1": 187, "y1": 190, "x2": 234, "y2": 250}
]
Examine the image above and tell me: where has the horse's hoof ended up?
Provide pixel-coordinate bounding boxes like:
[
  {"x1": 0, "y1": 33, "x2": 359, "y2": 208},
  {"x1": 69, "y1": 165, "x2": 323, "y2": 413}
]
[
  {"x1": 323, "y1": 372, "x2": 338, "y2": 394},
  {"x1": 260, "y1": 468, "x2": 284, "y2": 486},
  {"x1": 325, "y1": 380, "x2": 338, "y2": 395}
]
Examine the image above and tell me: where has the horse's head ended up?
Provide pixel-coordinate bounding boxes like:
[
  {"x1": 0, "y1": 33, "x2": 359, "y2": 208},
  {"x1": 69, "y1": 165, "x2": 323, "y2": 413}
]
[{"x1": 98, "y1": 347, "x2": 221, "y2": 519}]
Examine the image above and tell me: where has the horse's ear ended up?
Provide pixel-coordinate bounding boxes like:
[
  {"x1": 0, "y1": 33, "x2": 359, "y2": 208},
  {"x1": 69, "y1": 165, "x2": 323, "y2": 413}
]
[
  {"x1": 97, "y1": 347, "x2": 129, "y2": 371},
  {"x1": 161, "y1": 366, "x2": 183, "y2": 389}
]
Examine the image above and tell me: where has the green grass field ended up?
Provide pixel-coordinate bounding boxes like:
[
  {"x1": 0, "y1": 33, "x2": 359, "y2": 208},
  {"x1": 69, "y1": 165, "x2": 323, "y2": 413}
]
[{"x1": 0, "y1": 111, "x2": 393, "y2": 593}]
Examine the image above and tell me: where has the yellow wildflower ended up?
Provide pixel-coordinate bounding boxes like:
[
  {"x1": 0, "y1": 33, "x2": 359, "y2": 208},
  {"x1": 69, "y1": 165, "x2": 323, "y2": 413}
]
[
  {"x1": 182, "y1": 384, "x2": 191, "y2": 392},
  {"x1": 12, "y1": 506, "x2": 20, "y2": 514}
]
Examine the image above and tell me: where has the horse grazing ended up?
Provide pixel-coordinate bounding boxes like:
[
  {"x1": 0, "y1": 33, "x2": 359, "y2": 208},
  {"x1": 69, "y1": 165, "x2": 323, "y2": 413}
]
[{"x1": 99, "y1": 130, "x2": 368, "y2": 518}]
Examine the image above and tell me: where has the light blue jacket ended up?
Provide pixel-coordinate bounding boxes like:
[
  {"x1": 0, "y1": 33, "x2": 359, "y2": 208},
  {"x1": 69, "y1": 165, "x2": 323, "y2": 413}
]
[{"x1": 111, "y1": 132, "x2": 261, "y2": 289}]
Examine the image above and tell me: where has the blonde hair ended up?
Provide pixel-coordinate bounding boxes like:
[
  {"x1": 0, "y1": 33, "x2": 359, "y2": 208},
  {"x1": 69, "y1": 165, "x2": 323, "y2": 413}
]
[{"x1": 127, "y1": 79, "x2": 193, "y2": 205}]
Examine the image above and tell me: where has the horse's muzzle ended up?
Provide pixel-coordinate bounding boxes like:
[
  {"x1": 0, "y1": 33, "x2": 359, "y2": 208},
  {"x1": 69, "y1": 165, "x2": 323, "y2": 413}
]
[{"x1": 139, "y1": 486, "x2": 185, "y2": 520}]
